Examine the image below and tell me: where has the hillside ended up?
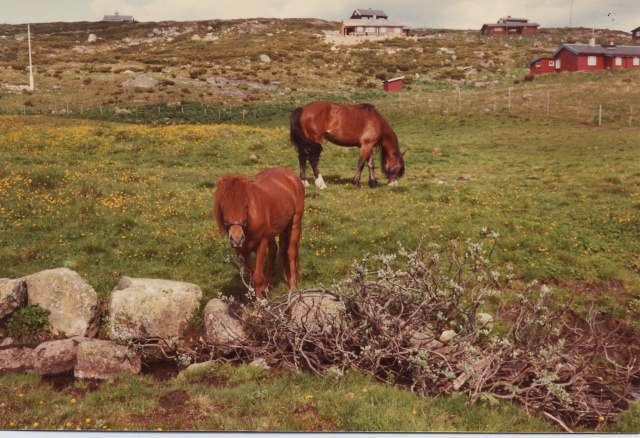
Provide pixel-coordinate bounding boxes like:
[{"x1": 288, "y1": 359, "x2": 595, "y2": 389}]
[{"x1": 0, "y1": 18, "x2": 636, "y2": 112}]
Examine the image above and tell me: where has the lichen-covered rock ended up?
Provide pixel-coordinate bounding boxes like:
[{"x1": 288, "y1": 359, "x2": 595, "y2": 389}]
[
  {"x1": 476, "y1": 312, "x2": 494, "y2": 330},
  {"x1": 74, "y1": 339, "x2": 141, "y2": 379},
  {"x1": 109, "y1": 277, "x2": 202, "y2": 341},
  {"x1": 122, "y1": 74, "x2": 158, "y2": 88},
  {"x1": 25, "y1": 268, "x2": 100, "y2": 337},
  {"x1": 0, "y1": 347, "x2": 35, "y2": 376},
  {"x1": 0, "y1": 278, "x2": 26, "y2": 319},
  {"x1": 33, "y1": 338, "x2": 83, "y2": 376},
  {"x1": 289, "y1": 293, "x2": 345, "y2": 334},
  {"x1": 203, "y1": 298, "x2": 247, "y2": 346},
  {"x1": 409, "y1": 329, "x2": 444, "y2": 350}
]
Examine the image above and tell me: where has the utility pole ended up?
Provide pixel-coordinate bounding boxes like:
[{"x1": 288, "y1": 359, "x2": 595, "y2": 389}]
[
  {"x1": 569, "y1": 0, "x2": 574, "y2": 27},
  {"x1": 28, "y1": 25, "x2": 34, "y2": 90}
]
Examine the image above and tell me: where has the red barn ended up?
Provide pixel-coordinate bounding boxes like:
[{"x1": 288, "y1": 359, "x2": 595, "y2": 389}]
[
  {"x1": 383, "y1": 76, "x2": 404, "y2": 92},
  {"x1": 481, "y1": 16, "x2": 539, "y2": 35},
  {"x1": 529, "y1": 39, "x2": 640, "y2": 74}
]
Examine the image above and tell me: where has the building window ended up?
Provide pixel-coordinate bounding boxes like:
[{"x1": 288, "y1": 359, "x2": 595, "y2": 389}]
[
  {"x1": 556, "y1": 59, "x2": 561, "y2": 69},
  {"x1": 535, "y1": 62, "x2": 541, "y2": 67},
  {"x1": 634, "y1": 57, "x2": 640, "y2": 66},
  {"x1": 548, "y1": 60, "x2": 555, "y2": 67},
  {"x1": 615, "y1": 57, "x2": 622, "y2": 66},
  {"x1": 587, "y1": 56, "x2": 597, "y2": 66}
]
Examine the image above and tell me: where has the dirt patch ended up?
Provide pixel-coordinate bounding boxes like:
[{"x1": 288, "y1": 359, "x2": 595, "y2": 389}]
[
  {"x1": 159, "y1": 389, "x2": 190, "y2": 410},
  {"x1": 292, "y1": 400, "x2": 337, "y2": 431}
]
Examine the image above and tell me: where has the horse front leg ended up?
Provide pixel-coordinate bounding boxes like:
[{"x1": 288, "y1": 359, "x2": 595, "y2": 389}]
[
  {"x1": 352, "y1": 144, "x2": 374, "y2": 187},
  {"x1": 310, "y1": 159, "x2": 327, "y2": 189},
  {"x1": 252, "y1": 239, "x2": 269, "y2": 300},
  {"x1": 298, "y1": 156, "x2": 310, "y2": 187}
]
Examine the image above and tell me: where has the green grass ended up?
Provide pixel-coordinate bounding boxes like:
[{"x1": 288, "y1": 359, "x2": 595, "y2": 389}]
[{"x1": 0, "y1": 365, "x2": 559, "y2": 432}]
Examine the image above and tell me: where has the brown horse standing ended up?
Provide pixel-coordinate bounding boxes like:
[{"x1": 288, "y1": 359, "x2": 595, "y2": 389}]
[
  {"x1": 290, "y1": 101, "x2": 405, "y2": 189},
  {"x1": 213, "y1": 167, "x2": 305, "y2": 300}
]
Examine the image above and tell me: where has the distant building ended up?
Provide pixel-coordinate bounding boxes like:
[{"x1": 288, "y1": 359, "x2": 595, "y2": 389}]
[
  {"x1": 102, "y1": 12, "x2": 135, "y2": 22},
  {"x1": 529, "y1": 38, "x2": 640, "y2": 75},
  {"x1": 383, "y1": 76, "x2": 404, "y2": 92},
  {"x1": 632, "y1": 26, "x2": 640, "y2": 40},
  {"x1": 340, "y1": 8, "x2": 409, "y2": 37},
  {"x1": 481, "y1": 16, "x2": 539, "y2": 35}
]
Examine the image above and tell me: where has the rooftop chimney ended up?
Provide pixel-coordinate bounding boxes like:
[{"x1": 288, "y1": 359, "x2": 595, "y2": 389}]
[{"x1": 589, "y1": 37, "x2": 596, "y2": 47}]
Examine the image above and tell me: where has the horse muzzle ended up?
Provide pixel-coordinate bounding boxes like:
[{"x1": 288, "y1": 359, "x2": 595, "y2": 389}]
[
  {"x1": 228, "y1": 227, "x2": 245, "y2": 248},
  {"x1": 388, "y1": 179, "x2": 399, "y2": 187}
]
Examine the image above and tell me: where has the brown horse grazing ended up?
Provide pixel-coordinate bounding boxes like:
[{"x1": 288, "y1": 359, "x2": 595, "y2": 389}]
[
  {"x1": 213, "y1": 167, "x2": 305, "y2": 300},
  {"x1": 290, "y1": 101, "x2": 405, "y2": 189}
]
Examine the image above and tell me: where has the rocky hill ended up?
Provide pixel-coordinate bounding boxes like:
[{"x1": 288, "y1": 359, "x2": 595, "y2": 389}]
[{"x1": 0, "y1": 18, "x2": 635, "y2": 112}]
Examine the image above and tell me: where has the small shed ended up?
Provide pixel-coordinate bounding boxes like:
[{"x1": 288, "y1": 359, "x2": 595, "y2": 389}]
[
  {"x1": 632, "y1": 26, "x2": 640, "y2": 40},
  {"x1": 383, "y1": 76, "x2": 404, "y2": 92}
]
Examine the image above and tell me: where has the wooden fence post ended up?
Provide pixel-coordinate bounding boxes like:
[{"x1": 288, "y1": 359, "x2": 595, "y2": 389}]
[{"x1": 599, "y1": 105, "x2": 602, "y2": 126}]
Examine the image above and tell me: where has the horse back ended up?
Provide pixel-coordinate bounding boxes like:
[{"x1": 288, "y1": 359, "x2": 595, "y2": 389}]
[
  {"x1": 247, "y1": 168, "x2": 304, "y2": 237},
  {"x1": 301, "y1": 101, "x2": 388, "y2": 146}
]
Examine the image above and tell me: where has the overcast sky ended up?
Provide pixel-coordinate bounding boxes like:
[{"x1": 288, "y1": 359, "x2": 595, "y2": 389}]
[{"x1": 1, "y1": 0, "x2": 639, "y2": 32}]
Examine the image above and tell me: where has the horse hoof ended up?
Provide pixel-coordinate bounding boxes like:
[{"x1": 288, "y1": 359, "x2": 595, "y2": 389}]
[
  {"x1": 302, "y1": 179, "x2": 310, "y2": 187},
  {"x1": 315, "y1": 175, "x2": 327, "y2": 190},
  {"x1": 388, "y1": 180, "x2": 398, "y2": 187},
  {"x1": 369, "y1": 179, "x2": 379, "y2": 188}
]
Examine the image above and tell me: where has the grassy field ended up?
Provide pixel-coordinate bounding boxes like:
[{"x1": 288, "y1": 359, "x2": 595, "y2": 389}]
[
  {"x1": 1, "y1": 18, "x2": 640, "y2": 432},
  {"x1": 1, "y1": 97, "x2": 639, "y2": 431}
]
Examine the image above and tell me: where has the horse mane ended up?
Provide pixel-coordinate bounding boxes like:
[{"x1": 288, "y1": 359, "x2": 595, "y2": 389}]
[
  {"x1": 359, "y1": 103, "x2": 376, "y2": 111},
  {"x1": 213, "y1": 175, "x2": 251, "y2": 233}
]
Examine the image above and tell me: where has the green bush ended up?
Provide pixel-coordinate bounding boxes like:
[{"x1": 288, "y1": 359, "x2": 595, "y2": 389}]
[{"x1": 6, "y1": 305, "x2": 51, "y2": 346}]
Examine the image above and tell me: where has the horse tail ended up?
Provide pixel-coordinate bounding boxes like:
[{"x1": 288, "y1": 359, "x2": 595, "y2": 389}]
[
  {"x1": 279, "y1": 222, "x2": 294, "y2": 283},
  {"x1": 290, "y1": 107, "x2": 322, "y2": 162}
]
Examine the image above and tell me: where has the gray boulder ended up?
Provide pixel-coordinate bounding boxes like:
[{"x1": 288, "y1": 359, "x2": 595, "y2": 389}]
[
  {"x1": 25, "y1": 268, "x2": 100, "y2": 337},
  {"x1": 0, "y1": 278, "x2": 27, "y2": 319},
  {"x1": 0, "y1": 347, "x2": 35, "y2": 376},
  {"x1": 109, "y1": 277, "x2": 202, "y2": 341},
  {"x1": 75, "y1": 339, "x2": 141, "y2": 379},
  {"x1": 289, "y1": 293, "x2": 345, "y2": 334},
  {"x1": 122, "y1": 74, "x2": 159, "y2": 88},
  {"x1": 203, "y1": 298, "x2": 247, "y2": 346},
  {"x1": 33, "y1": 338, "x2": 85, "y2": 376}
]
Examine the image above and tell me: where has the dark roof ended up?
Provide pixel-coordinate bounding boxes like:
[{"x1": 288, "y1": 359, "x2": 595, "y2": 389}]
[
  {"x1": 482, "y1": 22, "x2": 539, "y2": 28},
  {"x1": 351, "y1": 9, "x2": 388, "y2": 19},
  {"x1": 102, "y1": 13, "x2": 135, "y2": 22},
  {"x1": 553, "y1": 43, "x2": 640, "y2": 57},
  {"x1": 499, "y1": 17, "x2": 529, "y2": 23},
  {"x1": 528, "y1": 56, "x2": 555, "y2": 65}
]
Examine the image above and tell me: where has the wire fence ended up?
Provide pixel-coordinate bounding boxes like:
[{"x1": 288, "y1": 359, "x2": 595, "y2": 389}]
[{"x1": 1, "y1": 81, "x2": 639, "y2": 128}]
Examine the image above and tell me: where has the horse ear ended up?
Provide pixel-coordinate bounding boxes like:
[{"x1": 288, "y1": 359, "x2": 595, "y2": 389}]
[{"x1": 400, "y1": 149, "x2": 407, "y2": 158}]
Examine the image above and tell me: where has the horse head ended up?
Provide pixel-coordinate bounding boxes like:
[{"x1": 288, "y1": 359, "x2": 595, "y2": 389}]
[
  {"x1": 214, "y1": 175, "x2": 251, "y2": 247},
  {"x1": 223, "y1": 213, "x2": 247, "y2": 247},
  {"x1": 384, "y1": 150, "x2": 406, "y2": 186}
]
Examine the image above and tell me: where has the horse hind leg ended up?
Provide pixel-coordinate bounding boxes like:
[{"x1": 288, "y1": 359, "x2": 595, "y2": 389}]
[
  {"x1": 310, "y1": 159, "x2": 327, "y2": 190},
  {"x1": 298, "y1": 156, "x2": 310, "y2": 187},
  {"x1": 367, "y1": 155, "x2": 379, "y2": 188}
]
